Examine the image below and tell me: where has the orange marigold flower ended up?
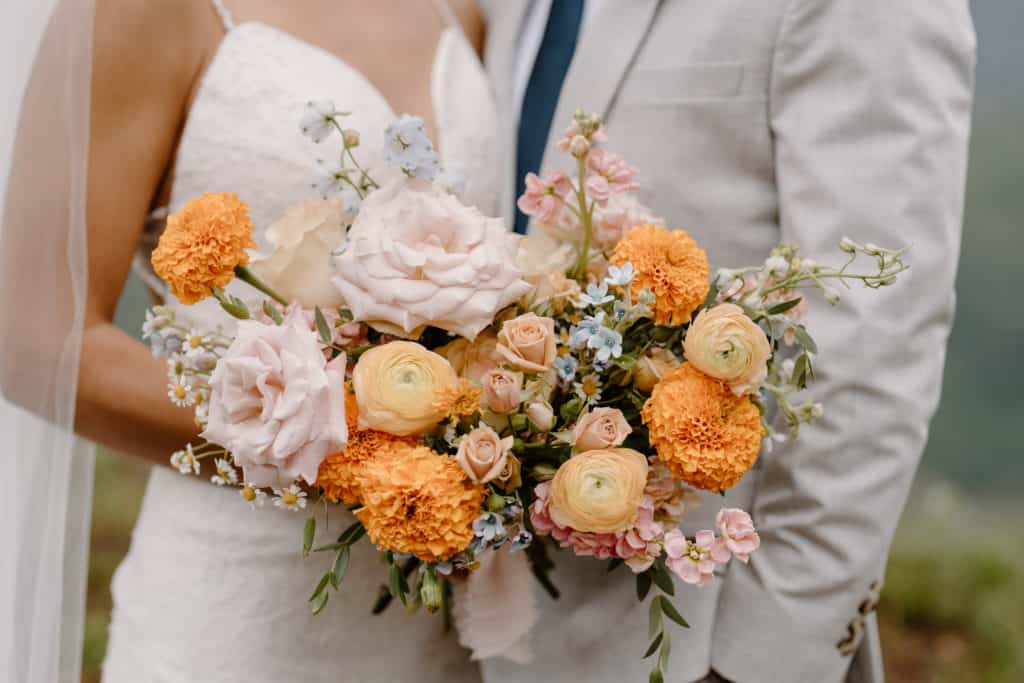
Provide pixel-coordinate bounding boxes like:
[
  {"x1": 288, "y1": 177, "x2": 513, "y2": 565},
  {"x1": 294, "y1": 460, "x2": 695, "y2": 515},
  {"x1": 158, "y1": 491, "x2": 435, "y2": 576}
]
[
  {"x1": 316, "y1": 390, "x2": 413, "y2": 504},
  {"x1": 433, "y1": 378, "x2": 482, "y2": 421},
  {"x1": 610, "y1": 224, "x2": 709, "y2": 326},
  {"x1": 642, "y1": 363, "x2": 763, "y2": 492},
  {"x1": 151, "y1": 193, "x2": 257, "y2": 305},
  {"x1": 355, "y1": 444, "x2": 484, "y2": 562}
]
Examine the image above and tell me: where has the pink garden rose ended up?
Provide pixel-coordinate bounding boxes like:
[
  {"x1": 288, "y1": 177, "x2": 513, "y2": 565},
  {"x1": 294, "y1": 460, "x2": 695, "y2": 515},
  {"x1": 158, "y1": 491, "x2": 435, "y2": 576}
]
[
  {"x1": 571, "y1": 407, "x2": 632, "y2": 452},
  {"x1": 716, "y1": 508, "x2": 760, "y2": 563},
  {"x1": 481, "y1": 369, "x2": 523, "y2": 414},
  {"x1": 332, "y1": 179, "x2": 532, "y2": 339},
  {"x1": 201, "y1": 317, "x2": 347, "y2": 488}
]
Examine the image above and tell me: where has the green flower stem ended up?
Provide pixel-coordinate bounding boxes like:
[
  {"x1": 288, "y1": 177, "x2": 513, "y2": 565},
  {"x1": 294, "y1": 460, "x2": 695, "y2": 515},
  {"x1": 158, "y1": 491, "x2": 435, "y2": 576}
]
[
  {"x1": 234, "y1": 265, "x2": 289, "y2": 306},
  {"x1": 571, "y1": 155, "x2": 595, "y2": 282}
]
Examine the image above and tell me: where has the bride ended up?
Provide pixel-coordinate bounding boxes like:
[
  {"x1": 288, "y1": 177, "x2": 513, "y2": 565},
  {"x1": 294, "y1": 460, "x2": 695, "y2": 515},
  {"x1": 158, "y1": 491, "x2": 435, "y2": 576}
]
[{"x1": 1, "y1": 0, "x2": 495, "y2": 681}]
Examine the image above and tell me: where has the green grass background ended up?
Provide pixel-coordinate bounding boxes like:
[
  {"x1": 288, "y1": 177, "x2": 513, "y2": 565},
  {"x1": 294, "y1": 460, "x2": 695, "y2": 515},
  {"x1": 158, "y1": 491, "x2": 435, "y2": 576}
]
[{"x1": 83, "y1": 5, "x2": 1023, "y2": 681}]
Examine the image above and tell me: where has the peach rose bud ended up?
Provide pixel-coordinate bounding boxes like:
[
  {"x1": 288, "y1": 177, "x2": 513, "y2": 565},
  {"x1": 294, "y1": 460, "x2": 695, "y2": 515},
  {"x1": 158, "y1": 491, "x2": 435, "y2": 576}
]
[
  {"x1": 682, "y1": 304, "x2": 771, "y2": 395},
  {"x1": 526, "y1": 402, "x2": 555, "y2": 432},
  {"x1": 496, "y1": 313, "x2": 557, "y2": 373},
  {"x1": 481, "y1": 369, "x2": 524, "y2": 414},
  {"x1": 455, "y1": 425, "x2": 514, "y2": 484},
  {"x1": 571, "y1": 407, "x2": 632, "y2": 452}
]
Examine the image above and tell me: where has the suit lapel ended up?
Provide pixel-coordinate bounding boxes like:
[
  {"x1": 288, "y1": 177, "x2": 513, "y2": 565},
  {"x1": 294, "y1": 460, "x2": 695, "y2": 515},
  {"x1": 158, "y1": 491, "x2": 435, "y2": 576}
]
[
  {"x1": 486, "y1": 1, "x2": 532, "y2": 229},
  {"x1": 541, "y1": 0, "x2": 661, "y2": 170}
]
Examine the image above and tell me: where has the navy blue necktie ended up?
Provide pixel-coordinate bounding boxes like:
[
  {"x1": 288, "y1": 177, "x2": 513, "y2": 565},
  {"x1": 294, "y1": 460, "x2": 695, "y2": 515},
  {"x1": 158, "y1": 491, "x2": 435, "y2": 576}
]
[{"x1": 514, "y1": 0, "x2": 585, "y2": 234}]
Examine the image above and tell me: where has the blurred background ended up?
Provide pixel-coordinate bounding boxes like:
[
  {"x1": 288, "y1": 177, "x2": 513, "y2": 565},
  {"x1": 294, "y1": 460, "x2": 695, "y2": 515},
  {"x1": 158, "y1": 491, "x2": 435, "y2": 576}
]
[{"x1": 81, "y1": 3, "x2": 1023, "y2": 682}]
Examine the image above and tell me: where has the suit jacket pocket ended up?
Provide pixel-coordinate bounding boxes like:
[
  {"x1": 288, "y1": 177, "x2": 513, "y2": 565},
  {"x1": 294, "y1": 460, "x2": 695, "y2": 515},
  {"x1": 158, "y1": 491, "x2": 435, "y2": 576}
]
[{"x1": 620, "y1": 62, "x2": 753, "y2": 105}]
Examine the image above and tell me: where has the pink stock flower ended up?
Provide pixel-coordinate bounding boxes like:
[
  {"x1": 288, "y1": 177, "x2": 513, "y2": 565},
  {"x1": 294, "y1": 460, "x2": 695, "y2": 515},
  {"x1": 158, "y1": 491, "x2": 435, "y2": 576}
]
[
  {"x1": 716, "y1": 508, "x2": 760, "y2": 563},
  {"x1": 587, "y1": 148, "x2": 638, "y2": 194},
  {"x1": 584, "y1": 174, "x2": 612, "y2": 205},
  {"x1": 663, "y1": 529, "x2": 729, "y2": 587},
  {"x1": 517, "y1": 171, "x2": 572, "y2": 224}
]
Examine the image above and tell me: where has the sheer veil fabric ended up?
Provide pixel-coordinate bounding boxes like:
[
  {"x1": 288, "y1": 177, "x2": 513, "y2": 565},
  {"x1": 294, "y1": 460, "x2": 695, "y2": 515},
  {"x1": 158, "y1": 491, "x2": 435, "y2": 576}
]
[{"x1": 0, "y1": 1, "x2": 95, "y2": 681}]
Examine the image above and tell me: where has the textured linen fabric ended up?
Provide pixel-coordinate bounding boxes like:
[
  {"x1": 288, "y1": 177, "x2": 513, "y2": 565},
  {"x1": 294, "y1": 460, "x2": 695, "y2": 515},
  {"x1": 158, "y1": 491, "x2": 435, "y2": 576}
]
[
  {"x1": 481, "y1": 0, "x2": 975, "y2": 681},
  {"x1": 105, "y1": 9, "x2": 498, "y2": 682}
]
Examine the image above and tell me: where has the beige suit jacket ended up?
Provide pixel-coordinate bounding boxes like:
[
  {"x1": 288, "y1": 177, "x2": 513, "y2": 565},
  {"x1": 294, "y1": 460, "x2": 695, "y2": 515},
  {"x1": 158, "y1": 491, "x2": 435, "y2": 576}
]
[{"x1": 480, "y1": 1, "x2": 975, "y2": 681}]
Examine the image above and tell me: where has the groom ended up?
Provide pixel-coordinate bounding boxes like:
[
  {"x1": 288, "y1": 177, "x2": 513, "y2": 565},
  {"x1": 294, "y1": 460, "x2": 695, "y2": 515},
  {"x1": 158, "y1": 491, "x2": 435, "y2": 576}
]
[{"x1": 481, "y1": 1, "x2": 976, "y2": 682}]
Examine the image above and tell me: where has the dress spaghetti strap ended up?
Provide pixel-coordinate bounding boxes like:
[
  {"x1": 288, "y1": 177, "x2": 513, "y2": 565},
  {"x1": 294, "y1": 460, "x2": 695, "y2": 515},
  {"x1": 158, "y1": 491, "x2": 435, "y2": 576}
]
[{"x1": 209, "y1": 0, "x2": 236, "y2": 31}]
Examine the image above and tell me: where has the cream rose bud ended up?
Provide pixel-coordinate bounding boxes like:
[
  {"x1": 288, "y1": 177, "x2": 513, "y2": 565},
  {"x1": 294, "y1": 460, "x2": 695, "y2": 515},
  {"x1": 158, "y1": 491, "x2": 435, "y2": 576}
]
[
  {"x1": 548, "y1": 448, "x2": 649, "y2": 533},
  {"x1": 332, "y1": 179, "x2": 532, "y2": 339},
  {"x1": 633, "y1": 347, "x2": 681, "y2": 393},
  {"x1": 571, "y1": 407, "x2": 632, "y2": 452},
  {"x1": 682, "y1": 304, "x2": 771, "y2": 395},
  {"x1": 455, "y1": 425, "x2": 514, "y2": 484},
  {"x1": 526, "y1": 402, "x2": 555, "y2": 432},
  {"x1": 352, "y1": 341, "x2": 457, "y2": 435},
  {"x1": 496, "y1": 313, "x2": 557, "y2": 373},
  {"x1": 249, "y1": 198, "x2": 353, "y2": 309},
  {"x1": 481, "y1": 369, "x2": 523, "y2": 414},
  {"x1": 201, "y1": 317, "x2": 347, "y2": 488}
]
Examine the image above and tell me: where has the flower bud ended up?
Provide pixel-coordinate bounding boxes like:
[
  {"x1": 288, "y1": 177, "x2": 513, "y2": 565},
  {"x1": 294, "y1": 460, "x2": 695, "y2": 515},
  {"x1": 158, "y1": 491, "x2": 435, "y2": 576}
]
[
  {"x1": 764, "y1": 255, "x2": 789, "y2": 277},
  {"x1": 509, "y1": 412, "x2": 529, "y2": 433},
  {"x1": 342, "y1": 128, "x2": 360, "y2": 147},
  {"x1": 822, "y1": 286, "x2": 841, "y2": 305},
  {"x1": 486, "y1": 491, "x2": 507, "y2": 512},
  {"x1": 569, "y1": 135, "x2": 590, "y2": 159},
  {"x1": 420, "y1": 570, "x2": 444, "y2": 613},
  {"x1": 526, "y1": 402, "x2": 555, "y2": 432},
  {"x1": 864, "y1": 242, "x2": 882, "y2": 255},
  {"x1": 839, "y1": 237, "x2": 858, "y2": 253},
  {"x1": 531, "y1": 463, "x2": 557, "y2": 481}
]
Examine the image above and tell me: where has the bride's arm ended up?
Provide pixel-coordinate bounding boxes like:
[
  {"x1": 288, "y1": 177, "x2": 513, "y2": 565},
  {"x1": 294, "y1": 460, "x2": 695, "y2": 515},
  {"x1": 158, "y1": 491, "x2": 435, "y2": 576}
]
[{"x1": 75, "y1": 0, "x2": 216, "y2": 463}]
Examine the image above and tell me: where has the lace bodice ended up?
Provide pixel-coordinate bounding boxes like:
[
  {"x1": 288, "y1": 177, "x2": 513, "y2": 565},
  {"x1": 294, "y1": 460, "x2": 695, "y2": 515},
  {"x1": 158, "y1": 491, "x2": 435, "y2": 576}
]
[{"x1": 133, "y1": 8, "x2": 500, "y2": 327}]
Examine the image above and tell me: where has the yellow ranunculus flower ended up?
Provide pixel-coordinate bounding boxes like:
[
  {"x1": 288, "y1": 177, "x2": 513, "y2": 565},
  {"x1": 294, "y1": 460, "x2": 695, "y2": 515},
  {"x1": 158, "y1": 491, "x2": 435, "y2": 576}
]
[
  {"x1": 682, "y1": 303, "x2": 771, "y2": 395},
  {"x1": 352, "y1": 341, "x2": 457, "y2": 435},
  {"x1": 548, "y1": 448, "x2": 649, "y2": 533}
]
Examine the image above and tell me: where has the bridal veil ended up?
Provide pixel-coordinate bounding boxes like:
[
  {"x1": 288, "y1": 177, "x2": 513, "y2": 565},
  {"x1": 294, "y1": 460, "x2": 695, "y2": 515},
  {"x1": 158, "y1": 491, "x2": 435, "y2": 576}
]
[{"x1": 1, "y1": 1, "x2": 96, "y2": 681}]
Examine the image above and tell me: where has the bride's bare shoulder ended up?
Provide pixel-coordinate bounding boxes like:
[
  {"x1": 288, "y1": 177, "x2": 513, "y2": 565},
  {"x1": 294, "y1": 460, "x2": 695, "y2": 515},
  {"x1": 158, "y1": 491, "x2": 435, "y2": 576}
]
[{"x1": 93, "y1": 0, "x2": 216, "y2": 97}]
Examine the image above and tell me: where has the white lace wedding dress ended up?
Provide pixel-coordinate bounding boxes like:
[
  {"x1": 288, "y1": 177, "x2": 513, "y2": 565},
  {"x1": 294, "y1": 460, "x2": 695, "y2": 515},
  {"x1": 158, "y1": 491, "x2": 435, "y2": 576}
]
[{"x1": 103, "y1": 2, "x2": 497, "y2": 681}]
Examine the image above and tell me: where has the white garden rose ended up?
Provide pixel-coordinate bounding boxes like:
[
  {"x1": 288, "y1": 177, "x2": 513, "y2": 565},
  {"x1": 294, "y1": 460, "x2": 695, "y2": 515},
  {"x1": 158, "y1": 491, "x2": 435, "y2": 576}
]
[
  {"x1": 250, "y1": 198, "x2": 353, "y2": 308},
  {"x1": 332, "y1": 179, "x2": 532, "y2": 339}
]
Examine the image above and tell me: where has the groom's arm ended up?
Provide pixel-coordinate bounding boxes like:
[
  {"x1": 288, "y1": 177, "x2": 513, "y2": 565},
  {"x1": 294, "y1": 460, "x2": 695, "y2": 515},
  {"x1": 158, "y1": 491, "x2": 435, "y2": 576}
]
[{"x1": 712, "y1": 1, "x2": 975, "y2": 681}]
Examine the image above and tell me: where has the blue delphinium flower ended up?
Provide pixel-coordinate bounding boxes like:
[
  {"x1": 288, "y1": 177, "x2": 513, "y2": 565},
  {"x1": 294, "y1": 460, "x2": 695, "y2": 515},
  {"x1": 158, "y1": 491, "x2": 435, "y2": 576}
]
[
  {"x1": 587, "y1": 326, "x2": 623, "y2": 363},
  {"x1": 553, "y1": 354, "x2": 579, "y2": 383},
  {"x1": 383, "y1": 115, "x2": 440, "y2": 180},
  {"x1": 509, "y1": 530, "x2": 534, "y2": 552},
  {"x1": 604, "y1": 262, "x2": 635, "y2": 287},
  {"x1": 472, "y1": 513, "x2": 506, "y2": 544},
  {"x1": 575, "y1": 281, "x2": 615, "y2": 308}
]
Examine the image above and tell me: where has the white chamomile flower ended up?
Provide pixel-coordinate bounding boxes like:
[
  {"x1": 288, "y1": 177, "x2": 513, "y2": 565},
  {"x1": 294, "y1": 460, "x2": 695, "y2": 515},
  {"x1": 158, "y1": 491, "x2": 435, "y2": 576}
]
[
  {"x1": 183, "y1": 328, "x2": 211, "y2": 358},
  {"x1": 299, "y1": 99, "x2": 340, "y2": 143},
  {"x1": 170, "y1": 444, "x2": 200, "y2": 475},
  {"x1": 210, "y1": 458, "x2": 239, "y2": 487},
  {"x1": 142, "y1": 308, "x2": 171, "y2": 339},
  {"x1": 168, "y1": 379, "x2": 195, "y2": 407},
  {"x1": 239, "y1": 484, "x2": 267, "y2": 510},
  {"x1": 273, "y1": 484, "x2": 308, "y2": 512},
  {"x1": 166, "y1": 354, "x2": 187, "y2": 382},
  {"x1": 574, "y1": 373, "x2": 603, "y2": 404}
]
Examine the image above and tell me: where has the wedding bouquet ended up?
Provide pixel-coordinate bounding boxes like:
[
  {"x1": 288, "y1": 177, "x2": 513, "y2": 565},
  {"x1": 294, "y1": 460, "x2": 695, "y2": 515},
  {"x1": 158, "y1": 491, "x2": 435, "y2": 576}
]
[{"x1": 144, "y1": 107, "x2": 907, "y2": 680}]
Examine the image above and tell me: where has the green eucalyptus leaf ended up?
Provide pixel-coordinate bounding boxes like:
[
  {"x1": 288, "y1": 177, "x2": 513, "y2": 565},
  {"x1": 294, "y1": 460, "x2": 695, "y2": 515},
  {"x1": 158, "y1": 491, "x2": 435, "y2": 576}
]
[
  {"x1": 649, "y1": 562, "x2": 675, "y2": 596},
  {"x1": 314, "y1": 306, "x2": 332, "y2": 345},
  {"x1": 766, "y1": 297, "x2": 802, "y2": 315},
  {"x1": 331, "y1": 546, "x2": 350, "y2": 589},
  {"x1": 309, "y1": 572, "x2": 331, "y2": 603},
  {"x1": 388, "y1": 563, "x2": 403, "y2": 599},
  {"x1": 648, "y1": 596, "x2": 663, "y2": 639},
  {"x1": 659, "y1": 597, "x2": 690, "y2": 629},
  {"x1": 658, "y1": 628, "x2": 673, "y2": 671},
  {"x1": 337, "y1": 521, "x2": 365, "y2": 546},
  {"x1": 794, "y1": 325, "x2": 817, "y2": 353},
  {"x1": 636, "y1": 571, "x2": 652, "y2": 601},
  {"x1": 302, "y1": 516, "x2": 316, "y2": 558},
  {"x1": 643, "y1": 632, "x2": 663, "y2": 659},
  {"x1": 262, "y1": 300, "x2": 284, "y2": 324},
  {"x1": 311, "y1": 587, "x2": 330, "y2": 615}
]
